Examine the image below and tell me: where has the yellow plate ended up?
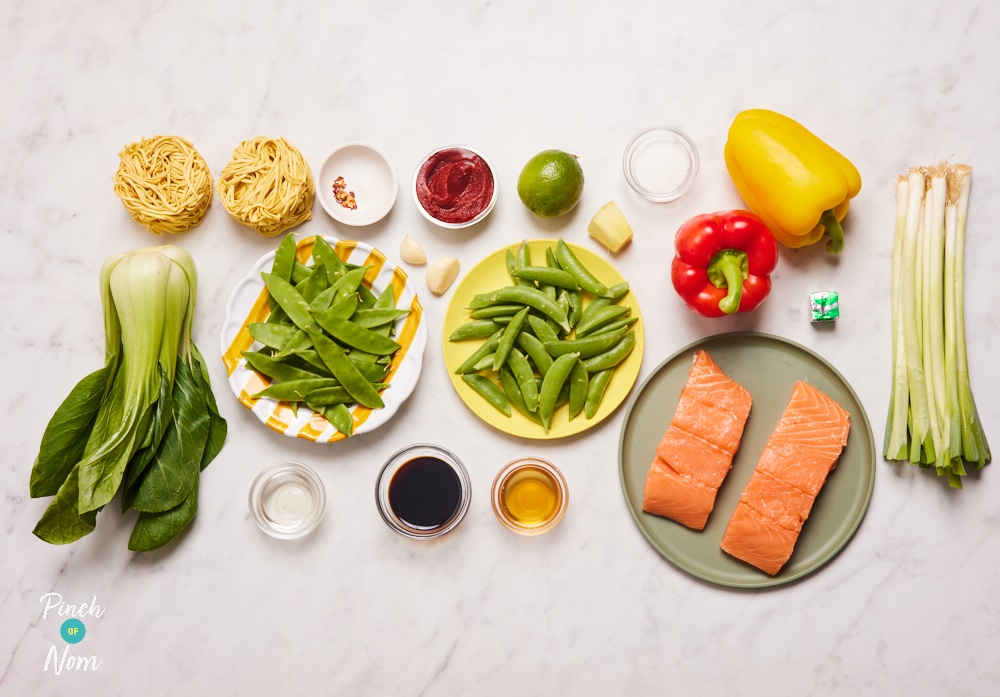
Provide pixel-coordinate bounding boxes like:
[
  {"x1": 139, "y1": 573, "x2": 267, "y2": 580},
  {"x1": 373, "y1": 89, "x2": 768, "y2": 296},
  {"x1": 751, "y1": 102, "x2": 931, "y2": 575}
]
[{"x1": 443, "y1": 240, "x2": 643, "y2": 439}]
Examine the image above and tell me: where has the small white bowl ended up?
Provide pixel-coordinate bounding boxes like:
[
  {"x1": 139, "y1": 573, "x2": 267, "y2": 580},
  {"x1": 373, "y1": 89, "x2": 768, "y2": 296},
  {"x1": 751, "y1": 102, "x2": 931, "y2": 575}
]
[
  {"x1": 317, "y1": 142, "x2": 397, "y2": 226},
  {"x1": 412, "y1": 145, "x2": 498, "y2": 229},
  {"x1": 623, "y1": 126, "x2": 699, "y2": 202}
]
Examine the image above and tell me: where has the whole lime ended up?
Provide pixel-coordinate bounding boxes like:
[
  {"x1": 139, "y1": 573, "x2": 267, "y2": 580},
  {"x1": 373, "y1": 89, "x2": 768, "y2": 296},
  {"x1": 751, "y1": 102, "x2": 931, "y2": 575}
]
[{"x1": 517, "y1": 150, "x2": 584, "y2": 218}]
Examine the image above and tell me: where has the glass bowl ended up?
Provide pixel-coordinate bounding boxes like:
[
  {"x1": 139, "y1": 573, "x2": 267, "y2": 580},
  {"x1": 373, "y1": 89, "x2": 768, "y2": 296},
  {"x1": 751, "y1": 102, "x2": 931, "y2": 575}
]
[
  {"x1": 376, "y1": 444, "x2": 472, "y2": 540},
  {"x1": 248, "y1": 460, "x2": 326, "y2": 539},
  {"x1": 623, "y1": 126, "x2": 699, "y2": 202},
  {"x1": 491, "y1": 457, "x2": 568, "y2": 535}
]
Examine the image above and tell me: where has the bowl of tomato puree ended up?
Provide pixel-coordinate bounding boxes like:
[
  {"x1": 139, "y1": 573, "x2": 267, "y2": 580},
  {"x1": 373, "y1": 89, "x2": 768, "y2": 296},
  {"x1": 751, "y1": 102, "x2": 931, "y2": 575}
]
[{"x1": 413, "y1": 146, "x2": 497, "y2": 228}]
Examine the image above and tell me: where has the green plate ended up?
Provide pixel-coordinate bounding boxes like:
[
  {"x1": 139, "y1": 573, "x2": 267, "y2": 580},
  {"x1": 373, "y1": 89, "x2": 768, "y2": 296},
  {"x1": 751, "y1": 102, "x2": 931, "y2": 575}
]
[{"x1": 618, "y1": 332, "x2": 875, "y2": 589}]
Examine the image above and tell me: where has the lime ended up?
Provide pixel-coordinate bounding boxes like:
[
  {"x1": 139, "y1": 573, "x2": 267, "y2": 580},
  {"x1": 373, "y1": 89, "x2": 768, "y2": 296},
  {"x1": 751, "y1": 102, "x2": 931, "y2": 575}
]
[{"x1": 517, "y1": 150, "x2": 584, "y2": 218}]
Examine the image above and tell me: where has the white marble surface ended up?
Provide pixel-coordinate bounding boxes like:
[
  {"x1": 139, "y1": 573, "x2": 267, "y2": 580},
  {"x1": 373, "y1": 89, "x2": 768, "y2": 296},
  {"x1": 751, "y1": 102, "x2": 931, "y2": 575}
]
[{"x1": 2, "y1": 1, "x2": 999, "y2": 694}]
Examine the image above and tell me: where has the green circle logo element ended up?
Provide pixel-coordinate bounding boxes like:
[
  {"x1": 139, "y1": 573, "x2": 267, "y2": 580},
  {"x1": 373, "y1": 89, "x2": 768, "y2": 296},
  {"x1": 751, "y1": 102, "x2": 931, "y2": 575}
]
[{"x1": 60, "y1": 619, "x2": 86, "y2": 644}]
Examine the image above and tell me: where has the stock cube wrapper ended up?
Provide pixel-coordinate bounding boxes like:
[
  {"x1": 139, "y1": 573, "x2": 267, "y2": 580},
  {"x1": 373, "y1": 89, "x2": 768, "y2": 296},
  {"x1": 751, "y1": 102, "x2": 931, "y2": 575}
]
[{"x1": 809, "y1": 291, "x2": 839, "y2": 322}]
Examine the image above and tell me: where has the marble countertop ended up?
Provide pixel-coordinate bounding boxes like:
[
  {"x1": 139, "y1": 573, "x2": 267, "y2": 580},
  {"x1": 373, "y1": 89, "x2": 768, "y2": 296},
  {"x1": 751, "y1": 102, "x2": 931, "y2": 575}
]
[{"x1": 2, "y1": 1, "x2": 998, "y2": 695}]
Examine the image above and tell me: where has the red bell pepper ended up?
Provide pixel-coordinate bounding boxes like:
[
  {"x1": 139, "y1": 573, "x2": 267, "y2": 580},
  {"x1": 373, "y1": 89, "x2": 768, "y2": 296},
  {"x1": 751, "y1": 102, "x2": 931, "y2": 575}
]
[{"x1": 671, "y1": 210, "x2": 778, "y2": 317}]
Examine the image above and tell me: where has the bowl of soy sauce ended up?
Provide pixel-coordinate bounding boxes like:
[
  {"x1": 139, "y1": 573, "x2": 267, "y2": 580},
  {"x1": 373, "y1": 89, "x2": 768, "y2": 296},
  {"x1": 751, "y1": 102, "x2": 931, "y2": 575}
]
[{"x1": 376, "y1": 444, "x2": 471, "y2": 539}]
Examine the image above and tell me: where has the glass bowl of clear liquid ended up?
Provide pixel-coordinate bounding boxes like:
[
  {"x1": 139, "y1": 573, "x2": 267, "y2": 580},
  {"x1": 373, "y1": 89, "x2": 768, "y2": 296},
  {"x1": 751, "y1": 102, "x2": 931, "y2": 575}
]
[{"x1": 249, "y1": 460, "x2": 326, "y2": 539}]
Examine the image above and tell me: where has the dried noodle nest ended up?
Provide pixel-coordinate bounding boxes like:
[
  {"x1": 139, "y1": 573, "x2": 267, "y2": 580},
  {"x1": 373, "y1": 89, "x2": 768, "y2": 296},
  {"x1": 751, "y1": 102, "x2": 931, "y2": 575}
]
[
  {"x1": 113, "y1": 136, "x2": 213, "y2": 235},
  {"x1": 217, "y1": 136, "x2": 314, "y2": 237}
]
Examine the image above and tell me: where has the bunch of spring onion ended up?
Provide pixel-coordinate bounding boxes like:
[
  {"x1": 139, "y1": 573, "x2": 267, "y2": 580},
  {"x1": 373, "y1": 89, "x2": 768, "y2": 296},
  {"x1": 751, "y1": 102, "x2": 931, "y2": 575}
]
[
  {"x1": 30, "y1": 246, "x2": 227, "y2": 550},
  {"x1": 884, "y1": 163, "x2": 990, "y2": 486}
]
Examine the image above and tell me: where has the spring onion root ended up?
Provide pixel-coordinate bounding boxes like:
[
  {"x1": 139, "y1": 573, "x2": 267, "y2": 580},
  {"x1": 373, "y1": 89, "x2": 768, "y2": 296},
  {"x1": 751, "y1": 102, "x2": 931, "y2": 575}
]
[{"x1": 883, "y1": 162, "x2": 990, "y2": 486}]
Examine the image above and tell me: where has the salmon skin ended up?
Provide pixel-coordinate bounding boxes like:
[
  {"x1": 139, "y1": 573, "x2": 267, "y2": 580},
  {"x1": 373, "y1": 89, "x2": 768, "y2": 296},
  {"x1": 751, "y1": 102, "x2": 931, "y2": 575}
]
[
  {"x1": 642, "y1": 350, "x2": 752, "y2": 530},
  {"x1": 720, "y1": 380, "x2": 851, "y2": 575}
]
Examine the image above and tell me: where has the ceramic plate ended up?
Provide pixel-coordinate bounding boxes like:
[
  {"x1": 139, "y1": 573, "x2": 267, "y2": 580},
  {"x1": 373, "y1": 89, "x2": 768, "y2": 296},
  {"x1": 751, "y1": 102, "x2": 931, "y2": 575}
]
[
  {"x1": 619, "y1": 332, "x2": 875, "y2": 588},
  {"x1": 443, "y1": 239, "x2": 643, "y2": 439},
  {"x1": 221, "y1": 237, "x2": 426, "y2": 442}
]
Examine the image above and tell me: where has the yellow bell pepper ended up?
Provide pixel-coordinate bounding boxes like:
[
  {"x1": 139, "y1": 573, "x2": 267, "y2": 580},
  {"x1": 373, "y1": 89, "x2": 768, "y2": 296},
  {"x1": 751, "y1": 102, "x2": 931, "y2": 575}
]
[{"x1": 724, "y1": 109, "x2": 862, "y2": 253}]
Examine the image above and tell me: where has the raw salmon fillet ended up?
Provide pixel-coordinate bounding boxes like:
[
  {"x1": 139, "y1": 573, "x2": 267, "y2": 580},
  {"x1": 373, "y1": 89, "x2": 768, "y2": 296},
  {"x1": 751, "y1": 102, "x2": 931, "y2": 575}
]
[
  {"x1": 642, "y1": 350, "x2": 752, "y2": 530},
  {"x1": 720, "y1": 380, "x2": 851, "y2": 575}
]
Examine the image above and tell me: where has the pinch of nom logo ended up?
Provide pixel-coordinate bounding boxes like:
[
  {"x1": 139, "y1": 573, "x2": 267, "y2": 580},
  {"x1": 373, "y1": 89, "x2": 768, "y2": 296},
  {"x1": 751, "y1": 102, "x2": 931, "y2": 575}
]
[{"x1": 40, "y1": 592, "x2": 105, "y2": 675}]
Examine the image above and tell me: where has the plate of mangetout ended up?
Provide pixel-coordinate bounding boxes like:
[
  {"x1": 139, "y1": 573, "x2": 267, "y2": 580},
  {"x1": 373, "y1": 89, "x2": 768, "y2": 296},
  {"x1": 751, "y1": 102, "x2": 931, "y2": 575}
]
[
  {"x1": 619, "y1": 333, "x2": 875, "y2": 589},
  {"x1": 443, "y1": 239, "x2": 643, "y2": 439},
  {"x1": 221, "y1": 236, "x2": 427, "y2": 442}
]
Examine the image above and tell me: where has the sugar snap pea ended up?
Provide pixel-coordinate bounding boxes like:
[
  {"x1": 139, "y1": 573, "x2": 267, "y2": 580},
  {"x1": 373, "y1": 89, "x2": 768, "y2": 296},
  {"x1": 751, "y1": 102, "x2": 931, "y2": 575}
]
[
  {"x1": 543, "y1": 327, "x2": 626, "y2": 359},
  {"x1": 584, "y1": 316, "x2": 637, "y2": 337},
  {"x1": 607, "y1": 281, "x2": 630, "y2": 299},
  {"x1": 515, "y1": 332, "x2": 553, "y2": 376},
  {"x1": 561, "y1": 288, "x2": 583, "y2": 328},
  {"x1": 505, "y1": 347, "x2": 539, "y2": 412},
  {"x1": 582, "y1": 330, "x2": 636, "y2": 373},
  {"x1": 507, "y1": 249, "x2": 534, "y2": 288},
  {"x1": 545, "y1": 246, "x2": 561, "y2": 269},
  {"x1": 538, "y1": 353, "x2": 580, "y2": 430},
  {"x1": 493, "y1": 307, "x2": 529, "y2": 371},
  {"x1": 555, "y1": 238, "x2": 609, "y2": 297},
  {"x1": 462, "y1": 374, "x2": 511, "y2": 417},
  {"x1": 575, "y1": 304, "x2": 629, "y2": 337},
  {"x1": 449, "y1": 319, "x2": 501, "y2": 341},
  {"x1": 500, "y1": 366, "x2": 543, "y2": 424},
  {"x1": 455, "y1": 329, "x2": 503, "y2": 374},
  {"x1": 468, "y1": 286, "x2": 571, "y2": 332},
  {"x1": 568, "y1": 359, "x2": 588, "y2": 420},
  {"x1": 472, "y1": 352, "x2": 497, "y2": 372},
  {"x1": 510, "y1": 266, "x2": 580, "y2": 290},
  {"x1": 470, "y1": 304, "x2": 523, "y2": 319},
  {"x1": 526, "y1": 315, "x2": 560, "y2": 344},
  {"x1": 584, "y1": 368, "x2": 614, "y2": 419},
  {"x1": 516, "y1": 241, "x2": 532, "y2": 271}
]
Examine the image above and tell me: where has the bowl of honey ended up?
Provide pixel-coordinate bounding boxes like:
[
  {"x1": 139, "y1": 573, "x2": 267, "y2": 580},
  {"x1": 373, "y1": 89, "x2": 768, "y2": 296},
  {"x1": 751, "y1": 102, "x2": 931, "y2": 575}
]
[{"x1": 491, "y1": 457, "x2": 568, "y2": 535}]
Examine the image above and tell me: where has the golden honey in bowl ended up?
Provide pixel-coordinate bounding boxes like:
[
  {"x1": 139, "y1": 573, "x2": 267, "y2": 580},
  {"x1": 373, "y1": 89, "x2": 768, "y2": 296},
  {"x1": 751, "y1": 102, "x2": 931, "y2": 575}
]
[{"x1": 492, "y1": 458, "x2": 568, "y2": 535}]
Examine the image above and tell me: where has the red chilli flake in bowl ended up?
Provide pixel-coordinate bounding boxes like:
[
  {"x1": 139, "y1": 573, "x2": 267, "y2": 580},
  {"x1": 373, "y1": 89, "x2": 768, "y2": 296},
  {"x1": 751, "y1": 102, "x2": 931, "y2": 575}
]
[{"x1": 333, "y1": 176, "x2": 357, "y2": 210}]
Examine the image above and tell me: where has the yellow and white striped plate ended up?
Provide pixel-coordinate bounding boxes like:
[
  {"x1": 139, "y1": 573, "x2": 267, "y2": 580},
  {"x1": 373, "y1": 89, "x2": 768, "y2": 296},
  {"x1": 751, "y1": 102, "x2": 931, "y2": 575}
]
[{"x1": 220, "y1": 237, "x2": 426, "y2": 442}]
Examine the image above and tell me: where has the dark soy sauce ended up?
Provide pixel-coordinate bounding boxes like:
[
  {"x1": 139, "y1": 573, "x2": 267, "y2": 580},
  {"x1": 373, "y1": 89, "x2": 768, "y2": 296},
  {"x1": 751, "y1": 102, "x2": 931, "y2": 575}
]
[{"x1": 388, "y1": 456, "x2": 462, "y2": 530}]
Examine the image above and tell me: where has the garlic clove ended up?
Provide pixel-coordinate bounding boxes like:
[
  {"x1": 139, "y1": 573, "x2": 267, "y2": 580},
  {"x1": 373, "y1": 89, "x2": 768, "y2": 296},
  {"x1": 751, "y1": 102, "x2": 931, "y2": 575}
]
[
  {"x1": 426, "y1": 257, "x2": 460, "y2": 295},
  {"x1": 399, "y1": 234, "x2": 427, "y2": 265}
]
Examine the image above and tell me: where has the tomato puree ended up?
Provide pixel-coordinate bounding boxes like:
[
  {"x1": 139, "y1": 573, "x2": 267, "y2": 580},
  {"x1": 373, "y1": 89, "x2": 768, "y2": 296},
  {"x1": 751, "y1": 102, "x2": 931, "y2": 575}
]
[{"x1": 415, "y1": 148, "x2": 494, "y2": 224}]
